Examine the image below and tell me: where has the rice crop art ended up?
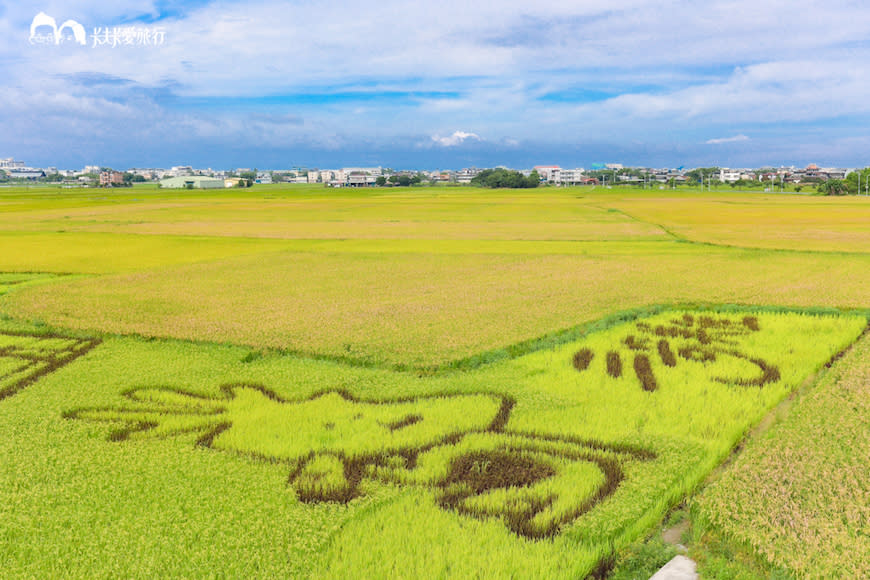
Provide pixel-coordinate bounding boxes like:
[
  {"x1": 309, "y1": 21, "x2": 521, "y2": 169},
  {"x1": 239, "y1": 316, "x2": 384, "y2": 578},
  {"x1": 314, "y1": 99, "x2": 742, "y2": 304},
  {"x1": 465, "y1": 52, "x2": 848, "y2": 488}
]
[
  {"x1": 66, "y1": 384, "x2": 653, "y2": 539},
  {"x1": 572, "y1": 314, "x2": 778, "y2": 392},
  {"x1": 0, "y1": 329, "x2": 100, "y2": 400},
  {"x1": 44, "y1": 309, "x2": 866, "y2": 578}
]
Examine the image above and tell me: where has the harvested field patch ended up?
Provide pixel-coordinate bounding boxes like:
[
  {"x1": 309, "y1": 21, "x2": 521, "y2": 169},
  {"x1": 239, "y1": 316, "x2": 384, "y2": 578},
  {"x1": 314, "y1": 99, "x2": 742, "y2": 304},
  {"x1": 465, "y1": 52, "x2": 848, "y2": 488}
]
[
  {"x1": 695, "y1": 325, "x2": 870, "y2": 579},
  {"x1": 3, "y1": 246, "x2": 867, "y2": 367}
]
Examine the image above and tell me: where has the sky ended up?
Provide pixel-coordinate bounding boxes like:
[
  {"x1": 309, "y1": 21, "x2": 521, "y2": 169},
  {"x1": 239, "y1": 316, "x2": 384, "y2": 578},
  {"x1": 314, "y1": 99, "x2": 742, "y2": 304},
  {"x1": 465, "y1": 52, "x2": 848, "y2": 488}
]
[{"x1": 4, "y1": 0, "x2": 870, "y2": 170}]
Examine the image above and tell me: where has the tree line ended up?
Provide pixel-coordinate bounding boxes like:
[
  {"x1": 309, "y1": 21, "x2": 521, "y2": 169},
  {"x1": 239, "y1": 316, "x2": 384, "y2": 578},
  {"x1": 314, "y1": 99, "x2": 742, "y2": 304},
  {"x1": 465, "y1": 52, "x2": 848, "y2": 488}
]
[{"x1": 471, "y1": 169, "x2": 539, "y2": 188}]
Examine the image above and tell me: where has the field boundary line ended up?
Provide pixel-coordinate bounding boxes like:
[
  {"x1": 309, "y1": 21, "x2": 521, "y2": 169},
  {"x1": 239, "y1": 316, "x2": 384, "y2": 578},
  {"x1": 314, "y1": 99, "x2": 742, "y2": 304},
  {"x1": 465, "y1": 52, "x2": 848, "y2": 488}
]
[
  {"x1": 3, "y1": 303, "x2": 864, "y2": 376},
  {"x1": 690, "y1": 319, "x2": 870, "y2": 489},
  {"x1": 597, "y1": 205, "x2": 870, "y2": 256}
]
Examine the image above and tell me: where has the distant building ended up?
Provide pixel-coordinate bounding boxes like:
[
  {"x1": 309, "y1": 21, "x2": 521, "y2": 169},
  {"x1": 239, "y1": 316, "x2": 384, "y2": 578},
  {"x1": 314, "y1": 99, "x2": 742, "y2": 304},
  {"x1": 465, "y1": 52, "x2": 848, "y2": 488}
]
[
  {"x1": 168, "y1": 166, "x2": 194, "y2": 177},
  {"x1": 100, "y1": 171, "x2": 125, "y2": 186},
  {"x1": 454, "y1": 168, "x2": 481, "y2": 183},
  {"x1": 534, "y1": 166, "x2": 561, "y2": 183},
  {"x1": 719, "y1": 169, "x2": 741, "y2": 183},
  {"x1": 342, "y1": 167, "x2": 383, "y2": 177},
  {"x1": 127, "y1": 168, "x2": 159, "y2": 180},
  {"x1": 0, "y1": 157, "x2": 26, "y2": 169},
  {"x1": 347, "y1": 171, "x2": 375, "y2": 187},
  {"x1": 557, "y1": 168, "x2": 586, "y2": 185},
  {"x1": 804, "y1": 164, "x2": 821, "y2": 179},
  {"x1": 790, "y1": 164, "x2": 847, "y2": 182},
  {"x1": 159, "y1": 176, "x2": 224, "y2": 189},
  {"x1": 8, "y1": 168, "x2": 45, "y2": 179}
]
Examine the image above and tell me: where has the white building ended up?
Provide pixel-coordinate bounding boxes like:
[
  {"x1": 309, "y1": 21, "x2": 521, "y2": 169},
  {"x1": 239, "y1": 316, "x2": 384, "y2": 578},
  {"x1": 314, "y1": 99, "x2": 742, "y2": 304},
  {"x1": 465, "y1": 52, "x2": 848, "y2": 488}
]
[
  {"x1": 719, "y1": 168, "x2": 741, "y2": 183},
  {"x1": 8, "y1": 168, "x2": 45, "y2": 179},
  {"x1": 0, "y1": 158, "x2": 26, "y2": 169},
  {"x1": 534, "y1": 166, "x2": 561, "y2": 183},
  {"x1": 315, "y1": 170, "x2": 334, "y2": 183},
  {"x1": 455, "y1": 168, "x2": 481, "y2": 183},
  {"x1": 342, "y1": 167, "x2": 382, "y2": 177},
  {"x1": 160, "y1": 176, "x2": 224, "y2": 189},
  {"x1": 169, "y1": 166, "x2": 194, "y2": 177},
  {"x1": 558, "y1": 169, "x2": 586, "y2": 185}
]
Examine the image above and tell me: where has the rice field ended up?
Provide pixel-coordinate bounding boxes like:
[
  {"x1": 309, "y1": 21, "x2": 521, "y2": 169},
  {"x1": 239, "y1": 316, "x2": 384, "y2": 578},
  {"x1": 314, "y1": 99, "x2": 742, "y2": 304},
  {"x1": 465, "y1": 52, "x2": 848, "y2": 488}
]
[
  {"x1": 694, "y1": 328, "x2": 870, "y2": 579},
  {"x1": 0, "y1": 184, "x2": 867, "y2": 577}
]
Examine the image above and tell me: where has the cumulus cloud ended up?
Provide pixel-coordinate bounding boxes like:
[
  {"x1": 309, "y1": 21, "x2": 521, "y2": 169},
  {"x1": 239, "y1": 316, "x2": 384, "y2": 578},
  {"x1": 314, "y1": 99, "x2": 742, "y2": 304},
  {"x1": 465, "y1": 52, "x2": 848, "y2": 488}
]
[
  {"x1": 706, "y1": 134, "x2": 750, "y2": 145},
  {"x1": 431, "y1": 131, "x2": 481, "y2": 147}
]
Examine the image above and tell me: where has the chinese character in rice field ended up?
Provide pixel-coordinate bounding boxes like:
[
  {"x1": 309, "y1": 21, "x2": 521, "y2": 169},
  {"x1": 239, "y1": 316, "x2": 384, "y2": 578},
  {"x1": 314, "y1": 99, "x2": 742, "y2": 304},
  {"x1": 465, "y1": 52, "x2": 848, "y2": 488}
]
[
  {"x1": 572, "y1": 314, "x2": 779, "y2": 392},
  {"x1": 65, "y1": 384, "x2": 653, "y2": 539},
  {"x1": 0, "y1": 330, "x2": 100, "y2": 400}
]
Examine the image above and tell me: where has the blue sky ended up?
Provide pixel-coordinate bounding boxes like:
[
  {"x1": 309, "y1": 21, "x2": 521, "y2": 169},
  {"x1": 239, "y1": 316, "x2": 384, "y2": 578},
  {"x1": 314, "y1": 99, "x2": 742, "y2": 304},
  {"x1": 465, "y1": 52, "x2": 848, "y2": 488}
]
[{"x1": 4, "y1": 0, "x2": 870, "y2": 169}]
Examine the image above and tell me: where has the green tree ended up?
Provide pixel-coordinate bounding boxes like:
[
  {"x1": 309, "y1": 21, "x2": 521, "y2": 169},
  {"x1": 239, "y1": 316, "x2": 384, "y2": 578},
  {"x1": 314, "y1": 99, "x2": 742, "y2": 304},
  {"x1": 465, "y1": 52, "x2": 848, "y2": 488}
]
[
  {"x1": 471, "y1": 169, "x2": 539, "y2": 189},
  {"x1": 843, "y1": 168, "x2": 870, "y2": 195},
  {"x1": 818, "y1": 179, "x2": 847, "y2": 196},
  {"x1": 375, "y1": 176, "x2": 387, "y2": 186}
]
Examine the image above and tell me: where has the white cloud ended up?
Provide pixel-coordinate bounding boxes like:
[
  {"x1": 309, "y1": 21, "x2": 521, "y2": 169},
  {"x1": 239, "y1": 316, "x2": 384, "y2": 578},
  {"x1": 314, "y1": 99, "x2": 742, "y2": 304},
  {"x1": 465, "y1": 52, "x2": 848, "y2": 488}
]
[
  {"x1": 706, "y1": 134, "x2": 750, "y2": 145},
  {"x1": 6, "y1": 0, "x2": 870, "y2": 166},
  {"x1": 431, "y1": 131, "x2": 481, "y2": 147}
]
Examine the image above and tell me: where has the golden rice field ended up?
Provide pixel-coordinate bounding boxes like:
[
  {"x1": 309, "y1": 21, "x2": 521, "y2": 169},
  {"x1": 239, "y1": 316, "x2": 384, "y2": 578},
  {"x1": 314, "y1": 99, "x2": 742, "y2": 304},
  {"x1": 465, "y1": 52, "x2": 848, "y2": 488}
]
[
  {"x1": 0, "y1": 183, "x2": 867, "y2": 578},
  {"x1": 1, "y1": 185, "x2": 868, "y2": 367}
]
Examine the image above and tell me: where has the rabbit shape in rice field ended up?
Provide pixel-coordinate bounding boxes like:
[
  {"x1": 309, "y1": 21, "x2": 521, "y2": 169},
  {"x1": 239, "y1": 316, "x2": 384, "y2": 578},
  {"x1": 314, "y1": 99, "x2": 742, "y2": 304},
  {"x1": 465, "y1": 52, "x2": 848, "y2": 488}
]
[{"x1": 66, "y1": 384, "x2": 653, "y2": 539}]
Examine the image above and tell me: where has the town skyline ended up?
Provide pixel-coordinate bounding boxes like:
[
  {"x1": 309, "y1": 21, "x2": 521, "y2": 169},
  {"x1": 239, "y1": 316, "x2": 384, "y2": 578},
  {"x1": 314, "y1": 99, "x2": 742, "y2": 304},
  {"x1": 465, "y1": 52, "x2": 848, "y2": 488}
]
[{"x1": 2, "y1": 155, "x2": 863, "y2": 192}]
